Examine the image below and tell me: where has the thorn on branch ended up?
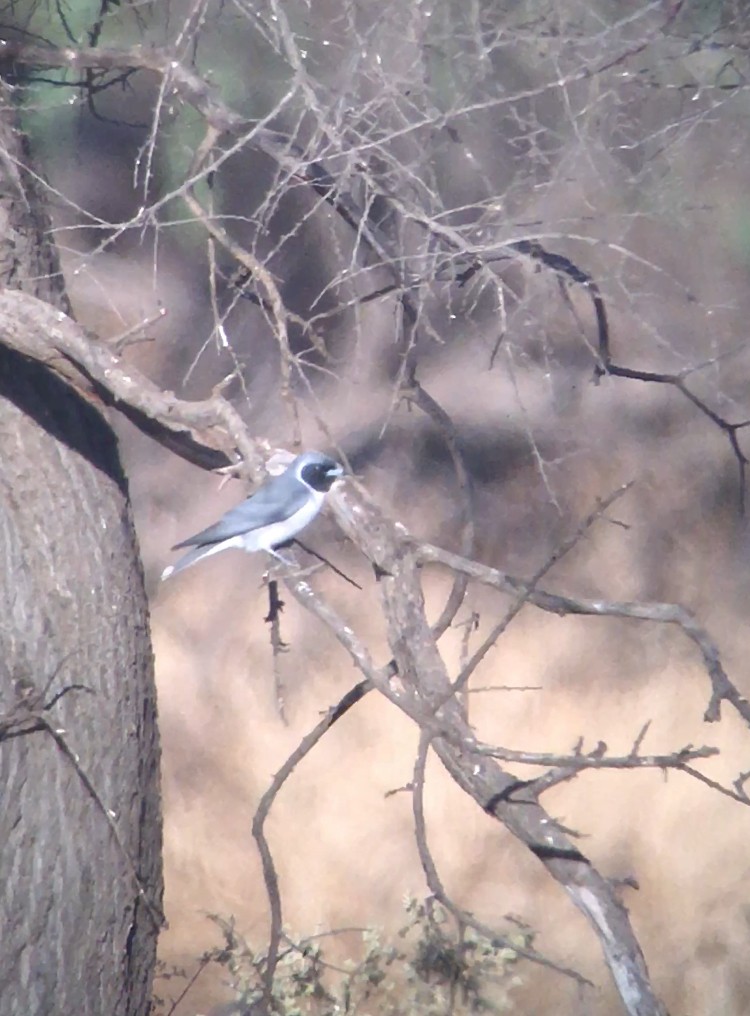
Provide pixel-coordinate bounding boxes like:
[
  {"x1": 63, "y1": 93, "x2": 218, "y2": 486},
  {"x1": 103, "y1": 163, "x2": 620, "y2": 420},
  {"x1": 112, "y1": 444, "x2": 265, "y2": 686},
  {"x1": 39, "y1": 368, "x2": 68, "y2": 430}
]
[
  {"x1": 631, "y1": 721, "x2": 652, "y2": 756},
  {"x1": 607, "y1": 874, "x2": 640, "y2": 895}
]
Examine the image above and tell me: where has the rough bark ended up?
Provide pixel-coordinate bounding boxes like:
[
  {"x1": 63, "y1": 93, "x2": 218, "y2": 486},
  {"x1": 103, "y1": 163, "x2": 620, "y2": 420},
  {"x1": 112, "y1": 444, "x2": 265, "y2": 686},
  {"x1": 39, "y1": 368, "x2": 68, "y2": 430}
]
[{"x1": 0, "y1": 83, "x2": 162, "y2": 1015}]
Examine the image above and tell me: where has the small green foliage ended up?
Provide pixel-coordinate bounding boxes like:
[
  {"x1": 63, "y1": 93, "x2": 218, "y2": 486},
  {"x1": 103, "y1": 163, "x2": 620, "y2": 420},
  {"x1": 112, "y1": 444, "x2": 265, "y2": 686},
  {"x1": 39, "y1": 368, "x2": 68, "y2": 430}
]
[{"x1": 155, "y1": 898, "x2": 532, "y2": 1015}]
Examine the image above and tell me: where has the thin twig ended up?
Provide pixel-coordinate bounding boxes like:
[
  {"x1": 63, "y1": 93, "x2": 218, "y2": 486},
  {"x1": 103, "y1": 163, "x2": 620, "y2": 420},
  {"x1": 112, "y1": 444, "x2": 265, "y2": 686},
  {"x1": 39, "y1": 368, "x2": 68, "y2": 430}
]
[
  {"x1": 414, "y1": 533, "x2": 749, "y2": 728},
  {"x1": 292, "y1": 538, "x2": 362, "y2": 589},
  {"x1": 251, "y1": 679, "x2": 372, "y2": 1004},
  {"x1": 450, "y1": 483, "x2": 634, "y2": 696}
]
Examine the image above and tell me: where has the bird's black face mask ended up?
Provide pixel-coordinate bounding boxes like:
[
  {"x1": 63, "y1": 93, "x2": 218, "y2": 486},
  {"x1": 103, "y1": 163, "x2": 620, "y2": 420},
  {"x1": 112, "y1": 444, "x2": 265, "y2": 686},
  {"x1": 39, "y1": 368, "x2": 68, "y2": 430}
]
[{"x1": 301, "y1": 459, "x2": 343, "y2": 492}]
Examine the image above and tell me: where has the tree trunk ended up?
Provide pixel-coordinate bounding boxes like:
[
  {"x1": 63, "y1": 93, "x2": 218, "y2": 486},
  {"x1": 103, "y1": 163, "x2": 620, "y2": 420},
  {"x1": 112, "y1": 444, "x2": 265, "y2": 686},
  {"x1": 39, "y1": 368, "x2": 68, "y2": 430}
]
[{"x1": 0, "y1": 85, "x2": 162, "y2": 1015}]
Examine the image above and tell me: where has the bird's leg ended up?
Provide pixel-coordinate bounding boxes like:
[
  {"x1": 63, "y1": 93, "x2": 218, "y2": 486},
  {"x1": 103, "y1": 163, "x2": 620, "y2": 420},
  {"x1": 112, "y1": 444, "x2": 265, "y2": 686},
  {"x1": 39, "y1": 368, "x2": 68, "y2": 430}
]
[
  {"x1": 265, "y1": 546, "x2": 303, "y2": 571},
  {"x1": 264, "y1": 548, "x2": 324, "y2": 583}
]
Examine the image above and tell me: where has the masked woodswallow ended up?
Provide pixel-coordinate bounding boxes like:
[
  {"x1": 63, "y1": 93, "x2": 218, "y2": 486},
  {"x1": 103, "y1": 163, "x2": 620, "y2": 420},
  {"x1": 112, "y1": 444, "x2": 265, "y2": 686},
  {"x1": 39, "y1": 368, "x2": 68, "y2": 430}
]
[{"x1": 161, "y1": 450, "x2": 343, "y2": 580}]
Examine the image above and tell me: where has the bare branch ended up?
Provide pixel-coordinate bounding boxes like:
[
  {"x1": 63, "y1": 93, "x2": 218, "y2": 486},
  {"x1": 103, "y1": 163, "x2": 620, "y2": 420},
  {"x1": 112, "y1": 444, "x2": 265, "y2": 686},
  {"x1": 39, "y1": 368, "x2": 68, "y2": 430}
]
[
  {"x1": 327, "y1": 480, "x2": 669, "y2": 1016},
  {"x1": 475, "y1": 742, "x2": 717, "y2": 771},
  {"x1": 251, "y1": 678, "x2": 371, "y2": 1002},
  {"x1": 415, "y1": 540, "x2": 749, "y2": 728},
  {"x1": 0, "y1": 288, "x2": 265, "y2": 475},
  {"x1": 411, "y1": 731, "x2": 590, "y2": 986},
  {"x1": 449, "y1": 483, "x2": 634, "y2": 696},
  {"x1": 596, "y1": 357, "x2": 750, "y2": 513},
  {"x1": 404, "y1": 381, "x2": 475, "y2": 641}
]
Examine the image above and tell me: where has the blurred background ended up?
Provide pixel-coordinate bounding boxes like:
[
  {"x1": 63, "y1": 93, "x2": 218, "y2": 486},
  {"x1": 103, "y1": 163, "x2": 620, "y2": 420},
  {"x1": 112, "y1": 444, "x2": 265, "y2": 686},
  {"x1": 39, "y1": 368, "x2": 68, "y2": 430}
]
[{"x1": 7, "y1": 0, "x2": 750, "y2": 1011}]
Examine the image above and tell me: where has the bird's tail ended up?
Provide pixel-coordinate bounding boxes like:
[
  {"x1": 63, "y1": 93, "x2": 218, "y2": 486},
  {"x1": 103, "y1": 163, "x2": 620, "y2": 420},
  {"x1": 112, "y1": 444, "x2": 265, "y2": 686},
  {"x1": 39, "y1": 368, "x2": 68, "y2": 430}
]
[{"x1": 161, "y1": 543, "x2": 216, "y2": 581}]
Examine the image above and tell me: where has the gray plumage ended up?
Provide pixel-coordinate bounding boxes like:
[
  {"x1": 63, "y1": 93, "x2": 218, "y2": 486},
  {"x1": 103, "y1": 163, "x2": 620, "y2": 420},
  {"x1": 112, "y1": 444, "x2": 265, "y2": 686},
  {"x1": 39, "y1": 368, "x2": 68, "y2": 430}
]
[{"x1": 162, "y1": 451, "x2": 343, "y2": 580}]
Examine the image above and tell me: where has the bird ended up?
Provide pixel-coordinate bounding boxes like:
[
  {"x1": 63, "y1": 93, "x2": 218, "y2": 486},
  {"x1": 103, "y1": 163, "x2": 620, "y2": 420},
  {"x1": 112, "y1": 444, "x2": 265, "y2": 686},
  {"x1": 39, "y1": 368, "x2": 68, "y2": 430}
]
[{"x1": 161, "y1": 450, "x2": 344, "y2": 580}]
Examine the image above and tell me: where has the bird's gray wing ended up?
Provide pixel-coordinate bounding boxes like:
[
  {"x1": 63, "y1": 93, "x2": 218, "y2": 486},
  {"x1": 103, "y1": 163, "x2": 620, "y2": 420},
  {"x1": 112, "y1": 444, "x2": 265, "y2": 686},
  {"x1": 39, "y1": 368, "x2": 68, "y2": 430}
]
[{"x1": 172, "y1": 475, "x2": 309, "y2": 549}]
